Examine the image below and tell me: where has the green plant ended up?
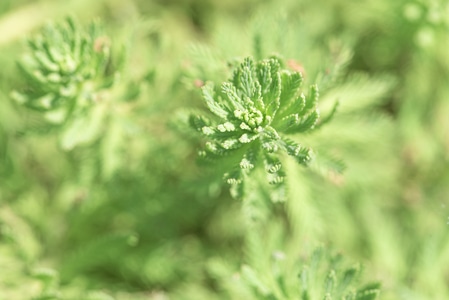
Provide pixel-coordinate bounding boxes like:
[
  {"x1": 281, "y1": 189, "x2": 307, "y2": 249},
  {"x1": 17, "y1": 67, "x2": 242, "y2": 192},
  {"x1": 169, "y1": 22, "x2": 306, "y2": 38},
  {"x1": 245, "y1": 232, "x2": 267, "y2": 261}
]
[
  {"x1": 189, "y1": 56, "x2": 337, "y2": 199},
  {"x1": 238, "y1": 247, "x2": 380, "y2": 300},
  {"x1": 12, "y1": 17, "x2": 117, "y2": 147},
  {"x1": 10, "y1": 17, "x2": 147, "y2": 183},
  {"x1": 1, "y1": 1, "x2": 449, "y2": 299}
]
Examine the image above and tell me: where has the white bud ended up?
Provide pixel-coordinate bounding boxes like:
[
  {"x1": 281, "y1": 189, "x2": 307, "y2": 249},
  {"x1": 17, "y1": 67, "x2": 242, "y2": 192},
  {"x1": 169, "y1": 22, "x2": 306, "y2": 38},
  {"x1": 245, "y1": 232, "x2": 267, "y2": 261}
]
[
  {"x1": 240, "y1": 157, "x2": 254, "y2": 169},
  {"x1": 240, "y1": 122, "x2": 251, "y2": 131},
  {"x1": 201, "y1": 126, "x2": 214, "y2": 135},
  {"x1": 239, "y1": 134, "x2": 252, "y2": 143},
  {"x1": 222, "y1": 139, "x2": 237, "y2": 149}
]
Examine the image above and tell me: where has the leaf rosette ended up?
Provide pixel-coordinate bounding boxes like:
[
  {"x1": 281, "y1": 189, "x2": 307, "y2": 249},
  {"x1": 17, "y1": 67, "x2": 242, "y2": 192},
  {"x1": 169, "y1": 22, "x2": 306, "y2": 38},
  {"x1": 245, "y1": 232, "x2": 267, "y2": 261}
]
[
  {"x1": 190, "y1": 57, "x2": 326, "y2": 199},
  {"x1": 11, "y1": 17, "x2": 128, "y2": 151},
  {"x1": 12, "y1": 17, "x2": 114, "y2": 115}
]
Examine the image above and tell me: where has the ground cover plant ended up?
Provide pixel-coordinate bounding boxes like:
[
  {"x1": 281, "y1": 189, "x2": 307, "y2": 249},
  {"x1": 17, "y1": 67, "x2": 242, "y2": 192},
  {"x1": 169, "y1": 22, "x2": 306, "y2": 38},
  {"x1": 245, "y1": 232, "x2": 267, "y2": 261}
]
[{"x1": 0, "y1": 0, "x2": 448, "y2": 299}]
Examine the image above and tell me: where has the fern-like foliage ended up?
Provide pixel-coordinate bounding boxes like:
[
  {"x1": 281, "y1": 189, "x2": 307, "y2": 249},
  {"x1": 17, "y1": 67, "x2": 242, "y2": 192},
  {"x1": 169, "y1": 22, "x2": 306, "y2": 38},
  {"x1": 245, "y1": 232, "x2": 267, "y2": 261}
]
[
  {"x1": 189, "y1": 56, "x2": 334, "y2": 199},
  {"x1": 11, "y1": 17, "x2": 124, "y2": 151},
  {"x1": 236, "y1": 247, "x2": 381, "y2": 300},
  {"x1": 12, "y1": 17, "x2": 113, "y2": 111}
]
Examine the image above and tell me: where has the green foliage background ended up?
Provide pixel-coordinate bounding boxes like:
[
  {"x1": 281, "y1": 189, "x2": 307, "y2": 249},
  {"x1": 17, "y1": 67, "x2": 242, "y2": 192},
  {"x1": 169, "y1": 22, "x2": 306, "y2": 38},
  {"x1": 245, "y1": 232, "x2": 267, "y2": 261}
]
[{"x1": 0, "y1": 0, "x2": 448, "y2": 299}]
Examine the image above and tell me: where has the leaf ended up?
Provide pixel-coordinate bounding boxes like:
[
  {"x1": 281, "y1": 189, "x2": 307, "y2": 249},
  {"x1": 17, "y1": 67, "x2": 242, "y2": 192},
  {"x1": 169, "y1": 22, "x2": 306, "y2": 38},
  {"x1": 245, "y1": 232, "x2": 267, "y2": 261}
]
[
  {"x1": 276, "y1": 93, "x2": 306, "y2": 121},
  {"x1": 60, "y1": 104, "x2": 106, "y2": 150},
  {"x1": 229, "y1": 180, "x2": 245, "y2": 199},
  {"x1": 284, "y1": 111, "x2": 319, "y2": 133},
  {"x1": 222, "y1": 82, "x2": 245, "y2": 111},
  {"x1": 275, "y1": 113, "x2": 299, "y2": 132},
  {"x1": 279, "y1": 71, "x2": 302, "y2": 109},
  {"x1": 235, "y1": 57, "x2": 256, "y2": 99},
  {"x1": 32, "y1": 50, "x2": 59, "y2": 72},
  {"x1": 202, "y1": 83, "x2": 229, "y2": 119},
  {"x1": 256, "y1": 59, "x2": 273, "y2": 95},
  {"x1": 263, "y1": 60, "x2": 281, "y2": 118},
  {"x1": 355, "y1": 289, "x2": 380, "y2": 300},
  {"x1": 356, "y1": 283, "x2": 381, "y2": 300},
  {"x1": 199, "y1": 141, "x2": 243, "y2": 161},
  {"x1": 281, "y1": 138, "x2": 313, "y2": 165},
  {"x1": 188, "y1": 114, "x2": 212, "y2": 133},
  {"x1": 320, "y1": 74, "x2": 394, "y2": 112},
  {"x1": 224, "y1": 168, "x2": 245, "y2": 199},
  {"x1": 304, "y1": 84, "x2": 319, "y2": 112},
  {"x1": 240, "y1": 148, "x2": 259, "y2": 170},
  {"x1": 315, "y1": 100, "x2": 339, "y2": 129},
  {"x1": 338, "y1": 265, "x2": 360, "y2": 293},
  {"x1": 263, "y1": 153, "x2": 285, "y2": 185}
]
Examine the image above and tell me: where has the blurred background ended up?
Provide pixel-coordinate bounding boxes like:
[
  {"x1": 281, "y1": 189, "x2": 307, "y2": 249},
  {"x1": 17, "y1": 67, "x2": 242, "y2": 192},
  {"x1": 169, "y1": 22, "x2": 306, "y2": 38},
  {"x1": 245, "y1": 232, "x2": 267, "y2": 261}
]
[{"x1": 0, "y1": 0, "x2": 448, "y2": 299}]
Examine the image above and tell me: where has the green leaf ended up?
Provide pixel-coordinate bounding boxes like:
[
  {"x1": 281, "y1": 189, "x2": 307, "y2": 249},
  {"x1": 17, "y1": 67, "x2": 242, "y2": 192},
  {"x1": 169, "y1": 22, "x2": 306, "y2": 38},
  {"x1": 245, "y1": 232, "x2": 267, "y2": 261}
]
[
  {"x1": 284, "y1": 110, "x2": 319, "y2": 133},
  {"x1": 276, "y1": 93, "x2": 306, "y2": 121},
  {"x1": 240, "y1": 148, "x2": 258, "y2": 170},
  {"x1": 229, "y1": 179, "x2": 245, "y2": 199},
  {"x1": 60, "y1": 105, "x2": 106, "y2": 150},
  {"x1": 320, "y1": 74, "x2": 393, "y2": 112},
  {"x1": 315, "y1": 100, "x2": 339, "y2": 129},
  {"x1": 189, "y1": 114, "x2": 213, "y2": 133},
  {"x1": 279, "y1": 71, "x2": 303, "y2": 109},
  {"x1": 235, "y1": 57, "x2": 256, "y2": 99},
  {"x1": 256, "y1": 59, "x2": 273, "y2": 96},
  {"x1": 338, "y1": 265, "x2": 360, "y2": 293},
  {"x1": 199, "y1": 141, "x2": 244, "y2": 161},
  {"x1": 281, "y1": 138, "x2": 312, "y2": 165},
  {"x1": 263, "y1": 60, "x2": 281, "y2": 119},
  {"x1": 355, "y1": 283, "x2": 381, "y2": 300},
  {"x1": 275, "y1": 113, "x2": 299, "y2": 132},
  {"x1": 355, "y1": 289, "x2": 380, "y2": 300},
  {"x1": 202, "y1": 83, "x2": 229, "y2": 119},
  {"x1": 304, "y1": 84, "x2": 319, "y2": 112},
  {"x1": 263, "y1": 153, "x2": 285, "y2": 185},
  {"x1": 222, "y1": 82, "x2": 245, "y2": 112}
]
